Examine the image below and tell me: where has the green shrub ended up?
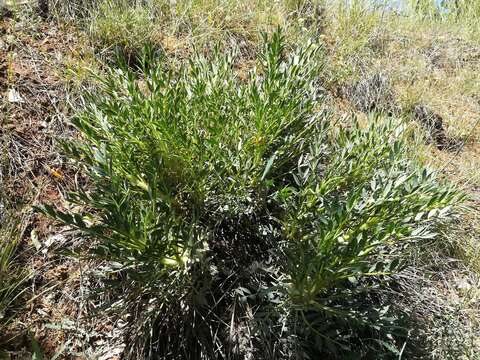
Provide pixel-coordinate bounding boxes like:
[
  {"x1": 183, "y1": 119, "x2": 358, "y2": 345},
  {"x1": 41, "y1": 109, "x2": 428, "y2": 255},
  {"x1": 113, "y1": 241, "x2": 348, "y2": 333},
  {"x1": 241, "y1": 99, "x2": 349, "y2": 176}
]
[{"x1": 40, "y1": 29, "x2": 461, "y2": 358}]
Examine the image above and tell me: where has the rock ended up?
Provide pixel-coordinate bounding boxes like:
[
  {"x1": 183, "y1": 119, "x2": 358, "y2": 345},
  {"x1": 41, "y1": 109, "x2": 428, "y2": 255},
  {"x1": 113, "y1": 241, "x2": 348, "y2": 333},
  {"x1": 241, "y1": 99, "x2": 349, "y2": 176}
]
[{"x1": 7, "y1": 88, "x2": 24, "y2": 103}]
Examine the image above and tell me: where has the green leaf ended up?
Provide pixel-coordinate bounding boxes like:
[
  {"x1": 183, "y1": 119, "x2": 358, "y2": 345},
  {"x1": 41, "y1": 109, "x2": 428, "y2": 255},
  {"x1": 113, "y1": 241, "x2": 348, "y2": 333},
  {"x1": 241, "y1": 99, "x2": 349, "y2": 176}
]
[
  {"x1": 261, "y1": 154, "x2": 276, "y2": 181},
  {"x1": 30, "y1": 335, "x2": 43, "y2": 360}
]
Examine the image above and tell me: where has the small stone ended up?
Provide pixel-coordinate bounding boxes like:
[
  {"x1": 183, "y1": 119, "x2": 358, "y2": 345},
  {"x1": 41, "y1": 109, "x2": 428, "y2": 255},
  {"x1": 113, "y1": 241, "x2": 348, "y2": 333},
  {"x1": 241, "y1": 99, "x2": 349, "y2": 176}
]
[{"x1": 7, "y1": 88, "x2": 24, "y2": 103}]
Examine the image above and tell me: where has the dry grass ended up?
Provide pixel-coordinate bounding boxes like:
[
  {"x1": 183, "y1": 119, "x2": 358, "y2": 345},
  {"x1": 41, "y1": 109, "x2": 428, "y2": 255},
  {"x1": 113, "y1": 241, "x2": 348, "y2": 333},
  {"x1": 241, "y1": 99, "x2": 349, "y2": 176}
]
[{"x1": 84, "y1": 0, "x2": 311, "y2": 61}]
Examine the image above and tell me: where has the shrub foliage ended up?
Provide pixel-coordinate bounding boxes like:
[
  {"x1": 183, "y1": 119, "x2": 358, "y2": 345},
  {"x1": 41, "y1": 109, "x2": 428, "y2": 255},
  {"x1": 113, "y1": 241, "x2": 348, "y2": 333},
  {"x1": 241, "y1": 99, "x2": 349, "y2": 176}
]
[{"x1": 40, "y1": 29, "x2": 461, "y2": 359}]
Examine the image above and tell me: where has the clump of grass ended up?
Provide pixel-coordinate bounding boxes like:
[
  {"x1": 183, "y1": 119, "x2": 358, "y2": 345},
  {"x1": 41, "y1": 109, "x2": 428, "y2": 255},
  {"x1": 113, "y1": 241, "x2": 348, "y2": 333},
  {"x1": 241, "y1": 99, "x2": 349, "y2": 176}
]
[
  {"x1": 88, "y1": 0, "x2": 157, "y2": 61},
  {"x1": 345, "y1": 72, "x2": 399, "y2": 114},
  {"x1": 0, "y1": 140, "x2": 29, "y2": 338},
  {"x1": 0, "y1": 211, "x2": 28, "y2": 336},
  {"x1": 40, "y1": 29, "x2": 461, "y2": 358}
]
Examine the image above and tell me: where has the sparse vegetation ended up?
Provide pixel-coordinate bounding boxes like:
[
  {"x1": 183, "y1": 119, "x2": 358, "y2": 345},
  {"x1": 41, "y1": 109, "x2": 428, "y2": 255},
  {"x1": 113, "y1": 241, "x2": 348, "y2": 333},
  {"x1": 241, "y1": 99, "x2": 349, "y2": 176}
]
[{"x1": 1, "y1": 0, "x2": 479, "y2": 358}]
